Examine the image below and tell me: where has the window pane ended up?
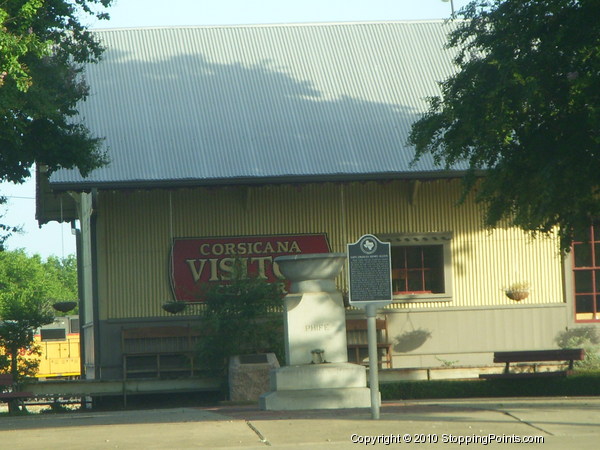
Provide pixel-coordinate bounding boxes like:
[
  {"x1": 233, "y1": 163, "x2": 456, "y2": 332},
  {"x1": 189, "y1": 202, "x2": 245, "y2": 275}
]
[
  {"x1": 424, "y1": 245, "x2": 444, "y2": 293},
  {"x1": 595, "y1": 243, "x2": 600, "y2": 267},
  {"x1": 406, "y1": 247, "x2": 422, "y2": 268},
  {"x1": 423, "y1": 245, "x2": 443, "y2": 267},
  {"x1": 392, "y1": 268, "x2": 407, "y2": 292},
  {"x1": 40, "y1": 328, "x2": 67, "y2": 341},
  {"x1": 407, "y1": 270, "x2": 424, "y2": 292},
  {"x1": 574, "y1": 243, "x2": 593, "y2": 267},
  {"x1": 426, "y1": 268, "x2": 444, "y2": 293},
  {"x1": 391, "y1": 248, "x2": 406, "y2": 269},
  {"x1": 574, "y1": 226, "x2": 591, "y2": 243},
  {"x1": 593, "y1": 225, "x2": 600, "y2": 241},
  {"x1": 575, "y1": 270, "x2": 593, "y2": 293},
  {"x1": 576, "y1": 295, "x2": 594, "y2": 313},
  {"x1": 390, "y1": 244, "x2": 446, "y2": 294}
]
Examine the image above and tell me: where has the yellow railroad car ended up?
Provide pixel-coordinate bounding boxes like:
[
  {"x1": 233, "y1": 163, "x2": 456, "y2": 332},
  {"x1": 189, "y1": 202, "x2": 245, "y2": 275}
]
[{"x1": 32, "y1": 316, "x2": 81, "y2": 380}]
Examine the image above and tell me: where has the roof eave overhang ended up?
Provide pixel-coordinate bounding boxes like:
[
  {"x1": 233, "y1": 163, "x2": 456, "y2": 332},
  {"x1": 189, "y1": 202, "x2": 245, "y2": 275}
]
[
  {"x1": 46, "y1": 170, "x2": 478, "y2": 193},
  {"x1": 36, "y1": 167, "x2": 78, "y2": 226}
]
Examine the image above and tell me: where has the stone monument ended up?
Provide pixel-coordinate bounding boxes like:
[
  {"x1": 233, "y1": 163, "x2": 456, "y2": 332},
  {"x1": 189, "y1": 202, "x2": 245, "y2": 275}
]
[
  {"x1": 259, "y1": 253, "x2": 372, "y2": 410},
  {"x1": 229, "y1": 353, "x2": 280, "y2": 402}
]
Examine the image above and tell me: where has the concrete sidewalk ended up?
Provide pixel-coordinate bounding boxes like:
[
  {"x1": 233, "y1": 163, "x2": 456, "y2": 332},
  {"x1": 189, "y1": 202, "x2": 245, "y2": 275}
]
[{"x1": 1, "y1": 397, "x2": 599, "y2": 449}]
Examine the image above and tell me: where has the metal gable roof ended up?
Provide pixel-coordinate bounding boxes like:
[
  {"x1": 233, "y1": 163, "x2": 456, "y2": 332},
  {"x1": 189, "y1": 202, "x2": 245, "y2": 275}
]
[{"x1": 49, "y1": 21, "x2": 466, "y2": 190}]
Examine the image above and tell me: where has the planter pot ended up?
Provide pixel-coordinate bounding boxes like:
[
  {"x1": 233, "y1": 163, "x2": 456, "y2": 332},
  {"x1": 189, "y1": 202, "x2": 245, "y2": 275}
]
[
  {"x1": 52, "y1": 301, "x2": 77, "y2": 313},
  {"x1": 505, "y1": 290, "x2": 529, "y2": 301},
  {"x1": 162, "y1": 302, "x2": 187, "y2": 314},
  {"x1": 274, "y1": 252, "x2": 346, "y2": 293}
]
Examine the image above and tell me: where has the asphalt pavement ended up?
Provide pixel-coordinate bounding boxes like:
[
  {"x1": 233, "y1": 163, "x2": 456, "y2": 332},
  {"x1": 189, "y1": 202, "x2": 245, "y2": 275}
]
[{"x1": 1, "y1": 397, "x2": 599, "y2": 449}]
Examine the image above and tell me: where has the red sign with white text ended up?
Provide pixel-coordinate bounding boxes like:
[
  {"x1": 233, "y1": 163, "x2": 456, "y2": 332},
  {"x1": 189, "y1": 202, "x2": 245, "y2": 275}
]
[{"x1": 170, "y1": 234, "x2": 331, "y2": 301}]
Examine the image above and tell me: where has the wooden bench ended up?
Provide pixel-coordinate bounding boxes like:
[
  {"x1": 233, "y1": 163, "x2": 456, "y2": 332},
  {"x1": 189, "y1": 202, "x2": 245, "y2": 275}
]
[
  {"x1": 0, "y1": 373, "x2": 33, "y2": 403},
  {"x1": 346, "y1": 318, "x2": 393, "y2": 369},
  {"x1": 479, "y1": 349, "x2": 585, "y2": 379},
  {"x1": 121, "y1": 325, "x2": 202, "y2": 380}
]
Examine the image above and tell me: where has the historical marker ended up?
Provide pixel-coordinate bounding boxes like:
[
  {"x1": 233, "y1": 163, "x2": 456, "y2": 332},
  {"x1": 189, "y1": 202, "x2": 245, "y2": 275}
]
[
  {"x1": 347, "y1": 234, "x2": 392, "y2": 306},
  {"x1": 346, "y1": 234, "x2": 392, "y2": 420}
]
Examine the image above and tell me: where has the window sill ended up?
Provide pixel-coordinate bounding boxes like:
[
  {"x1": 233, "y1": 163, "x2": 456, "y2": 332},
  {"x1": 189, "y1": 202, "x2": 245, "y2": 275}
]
[
  {"x1": 575, "y1": 313, "x2": 600, "y2": 322},
  {"x1": 393, "y1": 293, "x2": 452, "y2": 303}
]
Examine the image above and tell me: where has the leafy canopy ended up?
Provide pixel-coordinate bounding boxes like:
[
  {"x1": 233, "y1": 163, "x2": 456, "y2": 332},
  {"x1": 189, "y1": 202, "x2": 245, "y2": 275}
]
[
  {"x1": 0, "y1": 0, "x2": 113, "y2": 184},
  {"x1": 408, "y1": 0, "x2": 600, "y2": 251},
  {"x1": 196, "y1": 265, "x2": 285, "y2": 375}
]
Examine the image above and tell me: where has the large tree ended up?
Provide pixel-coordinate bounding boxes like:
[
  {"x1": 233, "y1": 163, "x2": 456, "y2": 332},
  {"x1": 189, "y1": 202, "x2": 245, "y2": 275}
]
[
  {"x1": 1, "y1": 0, "x2": 112, "y2": 184},
  {"x1": 408, "y1": 0, "x2": 600, "y2": 251}
]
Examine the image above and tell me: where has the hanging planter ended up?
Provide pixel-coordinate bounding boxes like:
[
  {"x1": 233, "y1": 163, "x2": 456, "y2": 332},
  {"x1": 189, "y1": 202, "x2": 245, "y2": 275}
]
[
  {"x1": 162, "y1": 301, "x2": 187, "y2": 314},
  {"x1": 504, "y1": 282, "x2": 530, "y2": 301},
  {"x1": 52, "y1": 301, "x2": 77, "y2": 313}
]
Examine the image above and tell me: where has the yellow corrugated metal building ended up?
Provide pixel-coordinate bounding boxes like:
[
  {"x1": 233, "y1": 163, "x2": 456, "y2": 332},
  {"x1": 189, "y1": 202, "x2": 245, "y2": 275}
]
[
  {"x1": 35, "y1": 23, "x2": 589, "y2": 381},
  {"x1": 64, "y1": 179, "x2": 569, "y2": 377}
]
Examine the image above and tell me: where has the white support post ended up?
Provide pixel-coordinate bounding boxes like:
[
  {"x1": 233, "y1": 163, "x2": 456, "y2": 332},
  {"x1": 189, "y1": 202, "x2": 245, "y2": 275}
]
[{"x1": 366, "y1": 303, "x2": 380, "y2": 420}]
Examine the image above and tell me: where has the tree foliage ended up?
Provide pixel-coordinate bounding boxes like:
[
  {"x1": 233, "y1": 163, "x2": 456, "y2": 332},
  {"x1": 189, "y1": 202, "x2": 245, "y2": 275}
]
[
  {"x1": 408, "y1": 0, "x2": 600, "y2": 251},
  {"x1": 556, "y1": 326, "x2": 600, "y2": 370},
  {"x1": 0, "y1": 197, "x2": 20, "y2": 251},
  {"x1": 0, "y1": 0, "x2": 48, "y2": 91},
  {"x1": 0, "y1": 0, "x2": 112, "y2": 184},
  {"x1": 197, "y1": 268, "x2": 285, "y2": 377},
  {"x1": 0, "y1": 251, "x2": 78, "y2": 383}
]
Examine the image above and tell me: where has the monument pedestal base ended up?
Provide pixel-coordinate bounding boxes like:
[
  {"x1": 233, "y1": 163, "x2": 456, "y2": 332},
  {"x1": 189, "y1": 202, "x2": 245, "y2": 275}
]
[
  {"x1": 259, "y1": 363, "x2": 374, "y2": 410},
  {"x1": 284, "y1": 291, "x2": 348, "y2": 365}
]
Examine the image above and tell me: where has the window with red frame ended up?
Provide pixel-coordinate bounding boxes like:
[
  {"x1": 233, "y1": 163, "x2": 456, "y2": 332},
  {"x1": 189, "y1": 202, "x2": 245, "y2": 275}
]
[
  {"x1": 572, "y1": 225, "x2": 600, "y2": 322},
  {"x1": 391, "y1": 245, "x2": 444, "y2": 294}
]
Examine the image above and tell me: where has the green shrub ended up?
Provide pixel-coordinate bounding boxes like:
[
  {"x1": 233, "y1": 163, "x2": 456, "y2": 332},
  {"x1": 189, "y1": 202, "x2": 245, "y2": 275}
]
[
  {"x1": 380, "y1": 372, "x2": 600, "y2": 400},
  {"x1": 196, "y1": 269, "x2": 285, "y2": 375},
  {"x1": 555, "y1": 327, "x2": 600, "y2": 370}
]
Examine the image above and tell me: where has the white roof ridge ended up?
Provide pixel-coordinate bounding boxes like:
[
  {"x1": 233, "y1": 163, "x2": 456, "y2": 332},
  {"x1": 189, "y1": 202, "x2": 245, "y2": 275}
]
[{"x1": 91, "y1": 19, "x2": 450, "y2": 32}]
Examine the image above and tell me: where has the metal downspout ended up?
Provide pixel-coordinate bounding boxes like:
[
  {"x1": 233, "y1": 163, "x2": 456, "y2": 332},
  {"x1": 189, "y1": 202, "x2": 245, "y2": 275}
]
[
  {"x1": 71, "y1": 221, "x2": 85, "y2": 377},
  {"x1": 90, "y1": 188, "x2": 102, "y2": 380}
]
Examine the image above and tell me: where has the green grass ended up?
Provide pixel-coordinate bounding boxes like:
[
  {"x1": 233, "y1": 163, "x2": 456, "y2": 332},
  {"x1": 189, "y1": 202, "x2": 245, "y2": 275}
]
[{"x1": 380, "y1": 371, "x2": 600, "y2": 400}]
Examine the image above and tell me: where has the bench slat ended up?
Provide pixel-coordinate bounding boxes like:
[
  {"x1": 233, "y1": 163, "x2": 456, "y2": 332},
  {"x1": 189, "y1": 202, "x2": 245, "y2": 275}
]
[
  {"x1": 122, "y1": 326, "x2": 201, "y2": 339},
  {"x1": 480, "y1": 348, "x2": 585, "y2": 380},
  {"x1": 122, "y1": 326, "x2": 201, "y2": 380},
  {"x1": 0, "y1": 374, "x2": 33, "y2": 402},
  {"x1": 0, "y1": 391, "x2": 34, "y2": 399},
  {"x1": 0, "y1": 374, "x2": 15, "y2": 385},
  {"x1": 493, "y1": 349, "x2": 584, "y2": 364}
]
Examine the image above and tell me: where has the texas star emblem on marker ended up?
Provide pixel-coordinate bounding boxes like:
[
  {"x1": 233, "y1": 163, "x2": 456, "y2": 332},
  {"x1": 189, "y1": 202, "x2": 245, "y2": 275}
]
[{"x1": 362, "y1": 239, "x2": 375, "y2": 252}]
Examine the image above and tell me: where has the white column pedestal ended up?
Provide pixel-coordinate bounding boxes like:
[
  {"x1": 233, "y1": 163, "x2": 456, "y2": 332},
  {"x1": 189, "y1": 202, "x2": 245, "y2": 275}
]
[
  {"x1": 260, "y1": 253, "x2": 373, "y2": 411},
  {"x1": 284, "y1": 291, "x2": 348, "y2": 365},
  {"x1": 259, "y1": 363, "x2": 373, "y2": 410}
]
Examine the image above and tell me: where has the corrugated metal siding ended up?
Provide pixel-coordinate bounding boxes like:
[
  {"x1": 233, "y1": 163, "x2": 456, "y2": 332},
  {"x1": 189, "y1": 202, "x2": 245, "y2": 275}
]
[
  {"x1": 50, "y1": 21, "x2": 466, "y2": 188},
  {"x1": 96, "y1": 180, "x2": 563, "y2": 319}
]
